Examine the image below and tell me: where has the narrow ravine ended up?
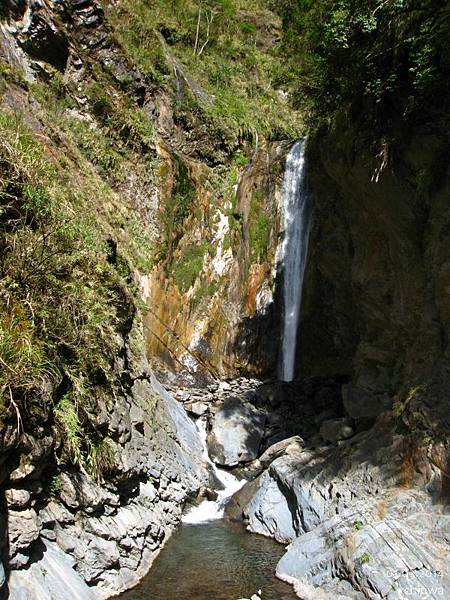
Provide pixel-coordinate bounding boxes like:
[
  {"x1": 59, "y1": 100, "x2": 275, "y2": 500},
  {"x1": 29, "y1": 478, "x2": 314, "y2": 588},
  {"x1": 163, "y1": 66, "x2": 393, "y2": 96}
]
[
  {"x1": 118, "y1": 412, "x2": 298, "y2": 600},
  {"x1": 278, "y1": 139, "x2": 312, "y2": 383}
]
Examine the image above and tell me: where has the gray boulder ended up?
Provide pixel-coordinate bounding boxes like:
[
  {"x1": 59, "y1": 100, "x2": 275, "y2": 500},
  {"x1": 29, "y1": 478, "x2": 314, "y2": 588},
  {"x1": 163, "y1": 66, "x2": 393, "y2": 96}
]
[
  {"x1": 207, "y1": 397, "x2": 266, "y2": 467},
  {"x1": 8, "y1": 540, "x2": 99, "y2": 600},
  {"x1": 342, "y1": 383, "x2": 392, "y2": 420},
  {"x1": 9, "y1": 508, "x2": 41, "y2": 567},
  {"x1": 249, "y1": 435, "x2": 304, "y2": 475},
  {"x1": 242, "y1": 413, "x2": 450, "y2": 599},
  {"x1": 276, "y1": 512, "x2": 450, "y2": 600},
  {"x1": 5, "y1": 488, "x2": 31, "y2": 509},
  {"x1": 319, "y1": 418, "x2": 354, "y2": 442}
]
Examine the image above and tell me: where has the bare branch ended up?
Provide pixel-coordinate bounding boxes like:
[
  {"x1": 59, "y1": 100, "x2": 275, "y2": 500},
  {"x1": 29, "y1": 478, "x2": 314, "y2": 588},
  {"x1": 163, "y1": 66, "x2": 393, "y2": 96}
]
[
  {"x1": 194, "y1": 7, "x2": 202, "y2": 55},
  {"x1": 197, "y1": 9, "x2": 214, "y2": 57}
]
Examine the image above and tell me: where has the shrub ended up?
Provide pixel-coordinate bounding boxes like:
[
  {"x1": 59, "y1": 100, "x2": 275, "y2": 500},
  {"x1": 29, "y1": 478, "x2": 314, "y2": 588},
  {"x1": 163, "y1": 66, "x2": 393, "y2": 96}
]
[{"x1": 271, "y1": 0, "x2": 450, "y2": 133}]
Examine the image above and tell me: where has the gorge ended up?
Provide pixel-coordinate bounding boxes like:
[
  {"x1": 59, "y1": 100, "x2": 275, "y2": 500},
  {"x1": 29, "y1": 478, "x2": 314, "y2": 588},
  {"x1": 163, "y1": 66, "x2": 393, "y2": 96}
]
[{"x1": 1, "y1": 1, "x2": 450, "y2": 600}]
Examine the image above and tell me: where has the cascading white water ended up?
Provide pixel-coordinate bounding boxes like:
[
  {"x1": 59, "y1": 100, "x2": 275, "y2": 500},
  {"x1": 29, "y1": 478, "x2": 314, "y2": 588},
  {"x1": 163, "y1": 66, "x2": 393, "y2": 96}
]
[
  {"x1": 279, "y1": 139, "x2": 312, "y2": 383},
  {"x1": 182, "y1": 417, "x2": 246, "y2": 524}
]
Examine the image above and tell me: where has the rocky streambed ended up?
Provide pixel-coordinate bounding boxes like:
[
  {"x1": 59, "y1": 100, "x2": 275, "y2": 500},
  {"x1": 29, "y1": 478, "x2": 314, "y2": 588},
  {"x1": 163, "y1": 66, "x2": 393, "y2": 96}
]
[
  {"x1": 127, "y1": 375, "x2": 450, "y2": 600},
  {"x1": 4, "y1": 373, "x2": 450, "y2": 599}
]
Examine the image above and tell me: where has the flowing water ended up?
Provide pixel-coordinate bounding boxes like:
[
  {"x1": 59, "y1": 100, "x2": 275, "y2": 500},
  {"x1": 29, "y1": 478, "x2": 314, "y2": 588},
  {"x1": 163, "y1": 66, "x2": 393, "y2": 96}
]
[
  {"x1": 279, "y1": 139, "x2": 312, "y2": 383},
  {"x1": 119, "y1": 416, "x2": 297, "y2": 600},
  {"x1": 182, "y1": 416, "x2": 246, "y2": 524}
]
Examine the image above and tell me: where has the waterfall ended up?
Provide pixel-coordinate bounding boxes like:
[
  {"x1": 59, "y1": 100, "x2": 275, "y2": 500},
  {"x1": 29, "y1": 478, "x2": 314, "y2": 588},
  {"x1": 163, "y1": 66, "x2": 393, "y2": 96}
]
[
  {"x1": 182, "y1": 417, "x2": 246, "y2": 524},
  {"x1": 279, "y1": 139, "x2": 312, "y2": 383}
]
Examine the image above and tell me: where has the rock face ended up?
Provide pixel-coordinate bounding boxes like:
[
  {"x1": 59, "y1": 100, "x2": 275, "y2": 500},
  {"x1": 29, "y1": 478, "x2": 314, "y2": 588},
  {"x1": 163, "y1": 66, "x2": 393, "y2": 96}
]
[
  {"x1": 207, "y1": 397, "x2": 266, "y2": 467},
  {"x1": 241, "y1": 413, "x2": 450, "y2": 599},
  {"x1": 4, "y1": 372, "x2": 207, "y2": 600},
  {"x1": 297, "y1": 123, "x2": 450, "y2": 435}
]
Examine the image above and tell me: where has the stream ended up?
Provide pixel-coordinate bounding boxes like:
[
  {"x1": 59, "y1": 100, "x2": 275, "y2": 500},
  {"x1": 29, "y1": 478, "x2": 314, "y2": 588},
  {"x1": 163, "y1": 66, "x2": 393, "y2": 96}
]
[
  {"x1": 119, "y1": 416, "x2": 297, "y2": 600},
  {"x1": 119, "y1": 520, "x2": 297, "y2": 600}
]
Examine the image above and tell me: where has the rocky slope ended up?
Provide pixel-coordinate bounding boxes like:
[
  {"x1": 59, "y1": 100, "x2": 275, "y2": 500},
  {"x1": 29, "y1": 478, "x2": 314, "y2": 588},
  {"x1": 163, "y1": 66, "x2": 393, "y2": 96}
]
[
  {"x1": 0, "y1": 0, "x2": 299, "y2": 597},
  {"x1": 1, "y1": 1, "x2": 450, "y2": 599},
  {"x1": 219, "y1": 380, "x2": 450, "y2": 600}
]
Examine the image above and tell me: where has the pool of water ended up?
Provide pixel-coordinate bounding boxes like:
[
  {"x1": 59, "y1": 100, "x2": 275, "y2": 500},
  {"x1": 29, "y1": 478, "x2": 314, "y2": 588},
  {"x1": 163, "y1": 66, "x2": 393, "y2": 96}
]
[{"x1": 119, "y1": 520, "x2": 297, "y2": 600}]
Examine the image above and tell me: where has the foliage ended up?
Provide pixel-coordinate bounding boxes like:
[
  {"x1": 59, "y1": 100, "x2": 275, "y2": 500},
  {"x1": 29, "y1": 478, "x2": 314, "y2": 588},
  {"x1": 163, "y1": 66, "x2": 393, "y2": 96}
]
[
  {"x1": 272, "y1": 0, "x2": 450, "y2": 132},
  {"x1": 105, "y1": 0, "x2": 303, "y2": 145},
  {"x1": 0, "y1": 108, "x2": 136, "y2": 453},
  {"x1": 55, "y1": 394, "x2": 83, "y2": 465},
  {"x1": 86, "y1": 437, "x2": 115, "y2": 483},
  {"x1": 170, "y1": 243, "x2": 208, "y2": 292},
  {"x1": 55, "y1": 393, "x2": 114, "y2": 480},
  {"x1": 50, "y1": 474, "x2": 63, "y2": 495},
  {"x1": 159, "y1": 156, "x2": 197, "y2": 265}
]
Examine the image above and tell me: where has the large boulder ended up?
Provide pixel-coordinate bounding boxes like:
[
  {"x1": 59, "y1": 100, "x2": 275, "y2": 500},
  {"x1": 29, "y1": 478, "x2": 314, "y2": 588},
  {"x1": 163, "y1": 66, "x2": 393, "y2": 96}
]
[
  {"x1": 276, "y1": 511, "x2": 450, "y2": 600},
  {"x1": 342, "y1": 383, "x2": 392, "y2": 420},
  {"x1": 207, "y1": 397, "x2": 266, "y2": 467},
  {"x1": 242, "y1": 414, "x2": 450, "y2": 598},
  {"x1": 319, "y1": 418, "x2": 354, "y2": 443}
]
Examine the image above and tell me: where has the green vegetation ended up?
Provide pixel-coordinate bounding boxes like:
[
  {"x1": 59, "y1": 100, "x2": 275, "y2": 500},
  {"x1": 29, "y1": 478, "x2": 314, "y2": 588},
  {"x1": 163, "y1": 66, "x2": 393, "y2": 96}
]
[
  {"x1": 360, "y1": 551, "x2": 371, "y2": 564},
  {"x1": 50, "y1": 475, "x2": 63, "y2": 495},
  {"x1": 159, "y1": 156, "x2": 197, "y2": 265},
  {"x1": 55, "y1": 395, "x2": 84, "y2": 466},
  {"x1": 191, "y1": 278, "x2": 220, "y2": 307},
  {"x1": 170, "y1": 243, "x2": 210, "y2": 292},
  {"x1": 86, "y1": 437, "x2": 115, "y2": 483},
  {"x1": 106, "y1": 0, "x2": 302, "y2": 146},
  {"x1": 272, "y1": 0, "x2": 450, "y2": 132},
  {"x1": 0, "y1": 104, "x2": 148, "y2": 467}
]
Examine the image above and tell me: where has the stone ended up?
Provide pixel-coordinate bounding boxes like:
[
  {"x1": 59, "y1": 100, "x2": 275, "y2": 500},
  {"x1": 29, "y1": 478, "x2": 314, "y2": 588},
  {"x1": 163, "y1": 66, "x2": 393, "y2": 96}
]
[
  {"x1": 249, "y1": 435, "x2": 304, "y2": 476},
  {"x1": 5, "y1": 487, "x2": 31, "y2": 508},
  {"x1": 39, "y1": 500, "x2": 75, "y2": 526},
  {"x1": 319, "y1": 418, "x2": 354, "y2": 442},
  {"x1": 276, "y1": 514, "x2": 450, "y2": 600},
  {"x1": 186, "y1": 401, "x2": 209, "y2": 416},
  {"x1": 342, "y1": 383, "x2": 392, "y2": 420},
  {"x1": 74, "y1": 535, "x2": 120, "y2": 583},
  {"x1": 150, "y1": 374, "x2": 204, "y2": 459},
  {"x1": 254, "y1": 382, "x2": 285, "y2": 408},
  {"x1": 8, "y1": 540, "x2": 98, "y2": 600},
  {"x1": 9, "y1": 508, "x2": 40, "y2": 554},
  {"x1": 241, "y1": 414, "x2": 450, "y2": 599},
  {"x1": 207, "y1": 397, "x2": 266, "y2": 467},
  {"x1": 224, "y1": 477, "x2": 261, "y2": 521}
]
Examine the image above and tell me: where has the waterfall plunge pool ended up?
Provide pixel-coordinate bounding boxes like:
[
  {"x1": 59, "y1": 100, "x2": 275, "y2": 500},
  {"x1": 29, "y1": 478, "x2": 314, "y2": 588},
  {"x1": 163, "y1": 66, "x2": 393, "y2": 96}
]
[{"x1": 118, "y1": 519, "x2": 298, "y2": 600}]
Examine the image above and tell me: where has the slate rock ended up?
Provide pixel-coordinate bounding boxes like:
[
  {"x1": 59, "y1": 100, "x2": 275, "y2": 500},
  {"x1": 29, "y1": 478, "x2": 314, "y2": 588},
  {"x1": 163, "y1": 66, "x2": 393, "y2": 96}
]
[{"x1": 207, "y1": 397, "x2": 266, "y2": 467}]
